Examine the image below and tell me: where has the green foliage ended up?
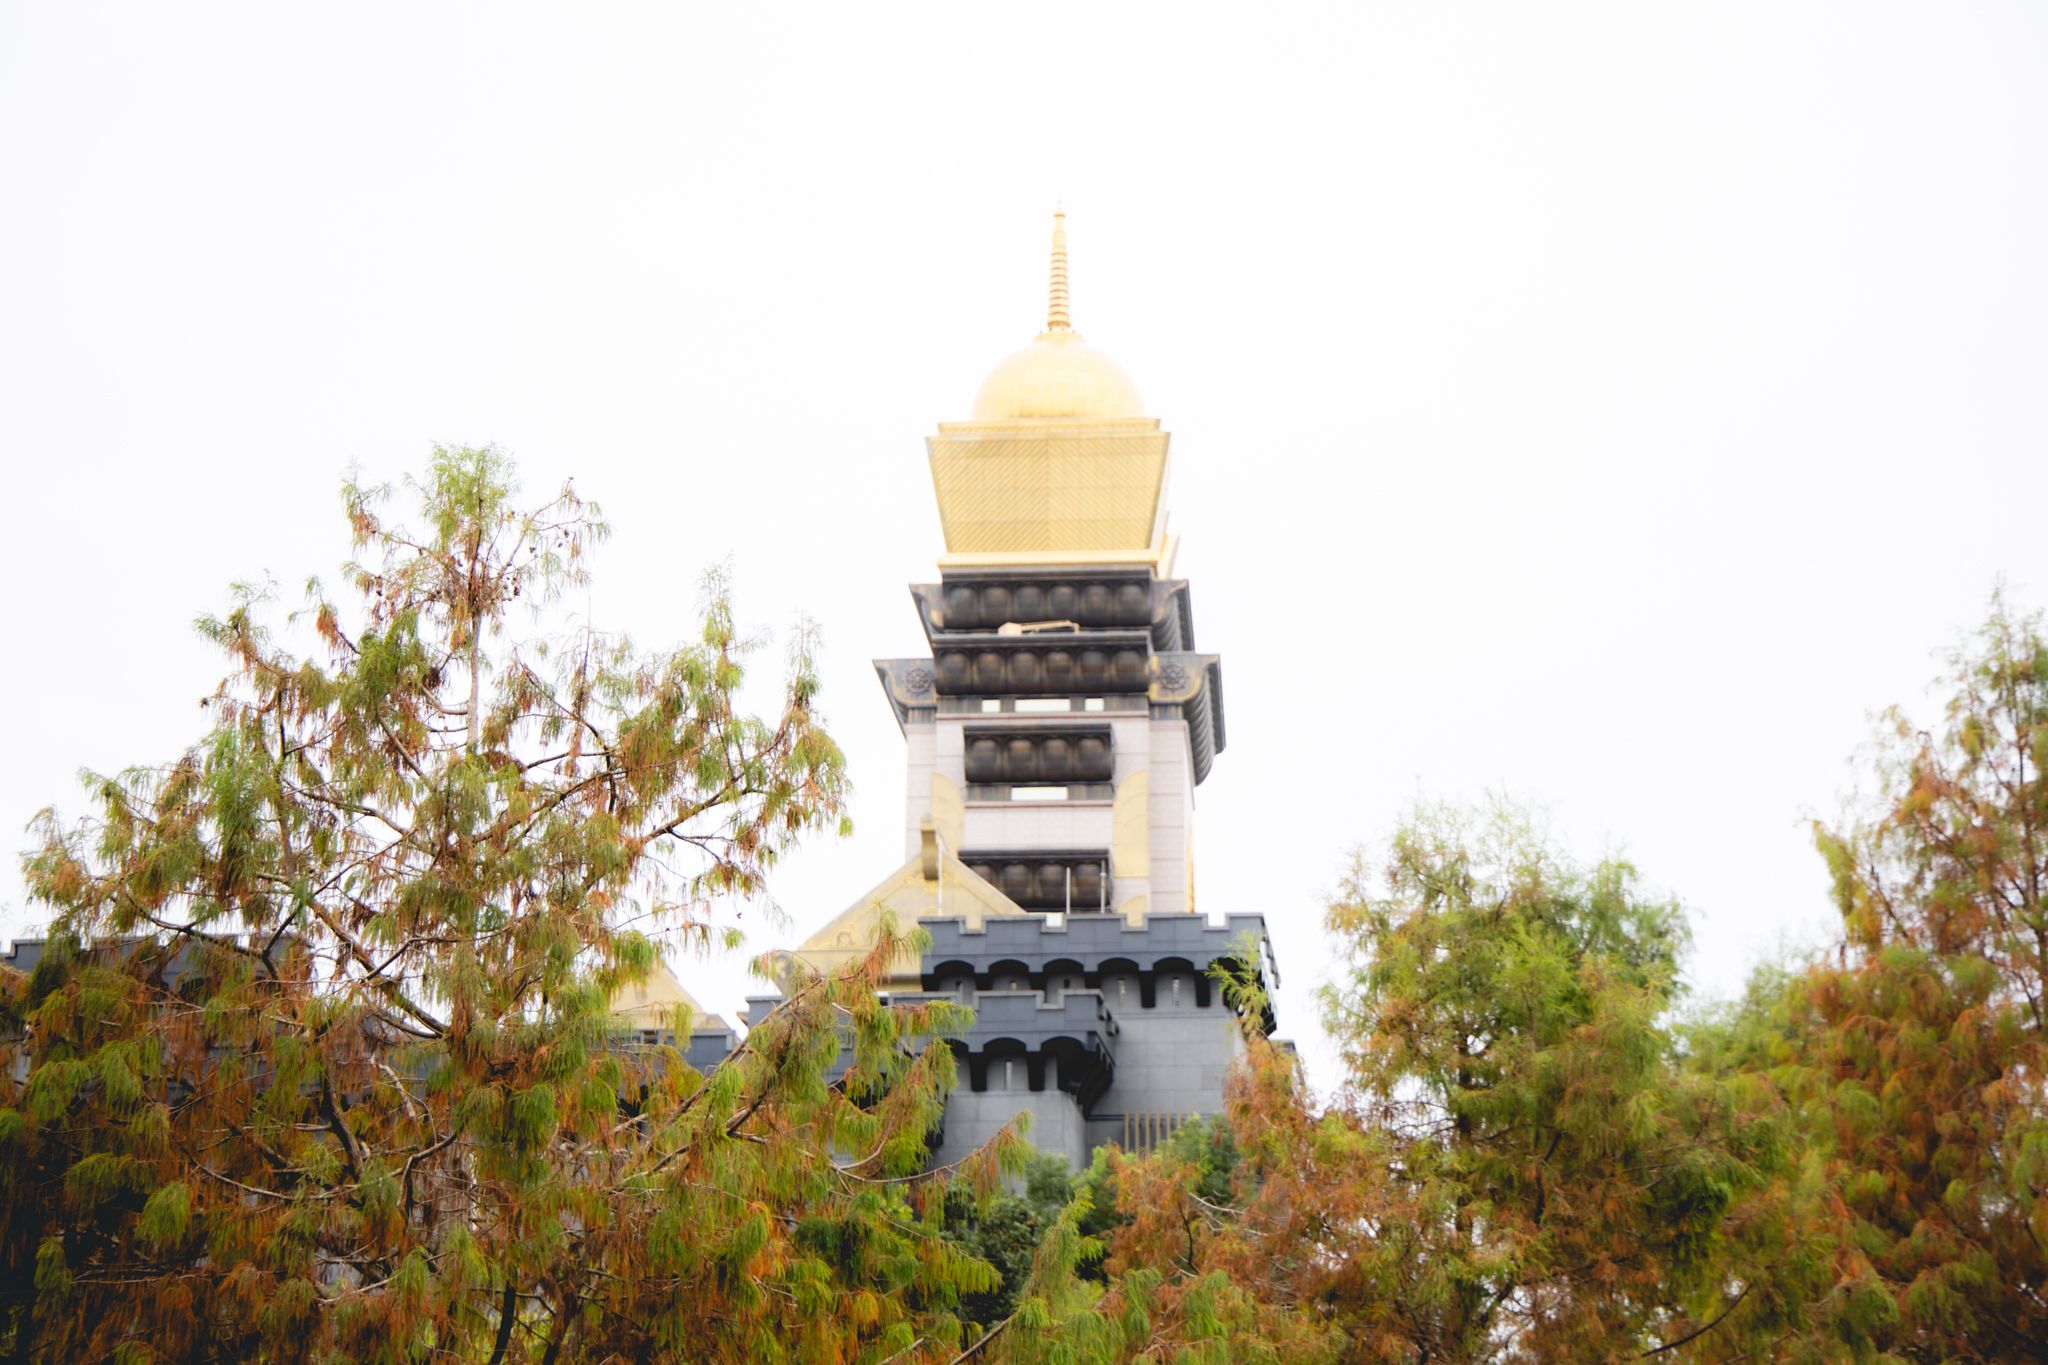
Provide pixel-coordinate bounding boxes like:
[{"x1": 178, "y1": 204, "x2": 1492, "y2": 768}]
[
  {"x1": 1022, "y1": 802, "x2": 1819, "y2": 1362},
  {"x1": 1675, "y1": 593, "x2": 2048, "y2": 1361},
  {"x1": 2, "y1": 442, "x2": 2043, "y2": 1363},
  {"x1": 1033, "y1": 596, "x2": 2048, "y2": 1363},
  {"x1": 1305, "y1": 801, "x2": 1773, "y2": 1358},
  {"x1": 940, "y1": 1151, "x2": 1078, "y2": 1325},
  {"x1": 135, "y1": 1180, "x2": 192, "y2": 1251},
  {"x1": 0, "y1": 447, "x2": 1016, "y2": 1363}
]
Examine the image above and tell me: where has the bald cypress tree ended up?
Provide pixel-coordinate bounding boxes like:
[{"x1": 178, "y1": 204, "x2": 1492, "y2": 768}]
[
  {"x1": 1000, "y1": 811, "x2": 1791, "y2": 1364},
  {"x1": 0, "y1": 447, "x2": 1019, "y2": 1363},
  {"x1": 1704, "y1": 597, "x2": 2048, "y2": 1361}
]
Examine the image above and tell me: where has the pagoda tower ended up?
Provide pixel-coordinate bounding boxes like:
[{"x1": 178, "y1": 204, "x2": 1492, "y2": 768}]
[{"x1": 755, "y1": 213, "x2": 1278, "y2": 1168}]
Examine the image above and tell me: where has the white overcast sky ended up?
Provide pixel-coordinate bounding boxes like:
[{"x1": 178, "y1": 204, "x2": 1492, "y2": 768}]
[{"x1": 3, "y1": 4, "x2": 2045, "y2": 1089}]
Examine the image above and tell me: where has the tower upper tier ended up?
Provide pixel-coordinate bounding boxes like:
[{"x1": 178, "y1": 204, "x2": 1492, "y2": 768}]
[{"x1": 930, "y1": 209, "x2": 1171, "y2": 563}]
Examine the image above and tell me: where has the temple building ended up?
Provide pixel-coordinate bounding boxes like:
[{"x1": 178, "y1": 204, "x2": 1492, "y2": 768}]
[
  {"x1": 727, "y1": 211, "x2": 1282, "y2": 1168},
  {"x1": 5, "y1": 212, "x2": 1283, "y2": 1174}
]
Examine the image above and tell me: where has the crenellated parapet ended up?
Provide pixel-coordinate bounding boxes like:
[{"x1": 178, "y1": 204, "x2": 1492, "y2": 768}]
[
  {"x1": 916, "y1": 912, "x2": 1276, "y2": 1019},
  {"x1": 899, "y1": 987, "x2": 1120, "y2": 1113}
]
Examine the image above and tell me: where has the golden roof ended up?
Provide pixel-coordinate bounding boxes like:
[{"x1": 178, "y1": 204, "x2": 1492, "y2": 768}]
[
  {"x1": 927, "y1": 420, "x2": 1170, "y2": 556},
  {"x1": 969, "y1": 209, "x2": 1145, "y2": 422},
  {"x1": 932, "y1": 209, "x2": 1172, "y2": 560},
  {"x1": 610, "y1": 960, "x2": 721, "y2": 1032}
]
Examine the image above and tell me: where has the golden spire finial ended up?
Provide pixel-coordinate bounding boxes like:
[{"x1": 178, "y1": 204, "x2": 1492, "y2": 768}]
[{"x1": 1046, "y1": 205, "x2": 1071, "y2": 333}]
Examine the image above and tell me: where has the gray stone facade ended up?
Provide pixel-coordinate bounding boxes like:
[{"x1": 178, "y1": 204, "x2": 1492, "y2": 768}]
[
  {"x1": 745, "y1": 912, "x2": 1276, "y2": 1169},
  {"x1": 920, "y1": 913, "x2": 1269, "y2": 1167}
]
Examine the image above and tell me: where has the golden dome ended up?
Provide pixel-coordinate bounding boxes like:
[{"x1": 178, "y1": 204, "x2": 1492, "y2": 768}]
[
  {"x1": 971, "y1": 331, "x2": 1145, "y2": 421},
  {"x1": 968, "y1": 209, "x2": 1145, "y2": 422}
]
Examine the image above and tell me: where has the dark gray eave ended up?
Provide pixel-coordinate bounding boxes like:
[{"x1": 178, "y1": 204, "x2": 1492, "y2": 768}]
[
  {"x1": 873, "y1": 657, "x2": 938, "y2": 733},
  {"x1": 1154, "y1": 579, "x2": 1196, "y2": 654},
  {"x1": 614, "y1": 1026, "x2": 743, "y2": 1077},
  {"x1": 875, "y1": 652, "x2": 1225, "y2": 786},
  {"x1": 908, "y1": 577, "x2": 1198, "y2": 655},
  {"x1": 1150, "y1": 652, "x2": 1226, "y2": 783}
]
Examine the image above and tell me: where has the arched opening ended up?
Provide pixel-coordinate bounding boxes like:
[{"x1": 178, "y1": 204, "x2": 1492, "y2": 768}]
[
  {"x1": 1042, "y1": 957, "x2": 1086, "y2": 1002},
  {"x1": 985, "y1": 958, "x2": 1034, "y2": 993},
  {"x1": 1096, "y1": 956, "x2": 1141, "y2": 1011},
  {"x1": 1153, "y1": 956, "x2": 1198, "y2": 1011}
]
